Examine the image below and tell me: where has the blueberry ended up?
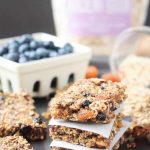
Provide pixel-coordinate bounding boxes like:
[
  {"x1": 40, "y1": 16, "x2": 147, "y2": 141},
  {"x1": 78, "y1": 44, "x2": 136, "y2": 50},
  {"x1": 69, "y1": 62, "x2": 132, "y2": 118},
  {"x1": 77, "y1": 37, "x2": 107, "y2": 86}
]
[
  {"x1": 82, "y1": 100, "x2": 91, "y2": 108},
  {"x1": 110, "y1": 103, "x2": 117, "y2": 111},
  {"x1": 18, "y1": 34, "x2": 33, "y2": 44},
  {"x1": 36, "y1": 48, "x2": 49, "y2": 59},
  {"x1": 4, "y1": 53, "x2": 19, "y2": 62},
  {"x1": 18, "y1": 55, "x2": 29, "y2": 63},
  {"x1": 24, "y1": 51, "x2": 37, "y2": 60},
  {"x1": 49, "y1": 51, "x2": 58, "y2": 57},
  {"x1": 0, "y1": 46, "x2": 8, "y2": 56},
  {"x1": 33, "y1": 117, "x2": 43, "y2": 124},
  {"x1": 101, "y1": 86, "x2": 105, "y2": 90},
  {"x1": 53, "y1": 46, "x2": 60, "y2": 51},
  {"x1": 110, "y1": 106, "x2": 117, "y2": 111},
  {"x1": 20, "y1": 124, "x2": 32, "y2": 136},
  {"x1": 29, "y1": 40, "x2": 39, "y2": 49},
  {"x1": 43, "y1": 41, "x2": 55, "y2": 49},
  {"x1": 63, "y1": 43, "x2": 74, "y2": 53},
  {"x1": 19, "y1": 44, "x2": 29, "y2": 53},
  {"x1": 58, "y1": 48, "x2": 67, "y2": 55},
  {"x1": 9, "y1": 48, "x2": 18, "y2": 53},
  {"x1": 8, "y1": 41, "x2": 19, "y2": 51},
  {"x1": 37, "y1": 41, "x2": 44, "y2": 48},
  {"x1": 96, "y1": 112, "x2": 106, "y2": 121}
]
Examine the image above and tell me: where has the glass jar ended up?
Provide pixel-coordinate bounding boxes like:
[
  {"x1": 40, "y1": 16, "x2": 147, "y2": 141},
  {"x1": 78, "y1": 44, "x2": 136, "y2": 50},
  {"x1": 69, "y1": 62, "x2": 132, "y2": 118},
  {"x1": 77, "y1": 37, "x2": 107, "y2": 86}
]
[
  {"x1": 109, "y1": 26, "x2": 150, "y2": 72},
  {"x1": 52, "y1": 0, "x2": 149, "y2": 56}
]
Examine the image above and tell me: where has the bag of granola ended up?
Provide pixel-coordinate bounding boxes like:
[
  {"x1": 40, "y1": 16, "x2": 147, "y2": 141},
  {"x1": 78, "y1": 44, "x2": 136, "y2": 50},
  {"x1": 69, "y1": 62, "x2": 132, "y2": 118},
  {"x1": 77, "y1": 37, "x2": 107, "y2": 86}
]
[{"x1": 52, "y1": 0, "x2": 149, "y2": 56}]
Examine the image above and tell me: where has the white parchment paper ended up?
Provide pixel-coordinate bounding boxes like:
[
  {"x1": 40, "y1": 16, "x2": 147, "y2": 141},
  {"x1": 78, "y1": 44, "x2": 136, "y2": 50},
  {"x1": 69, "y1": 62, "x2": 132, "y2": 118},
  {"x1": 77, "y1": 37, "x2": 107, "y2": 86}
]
[
  {"x1": 50, "y1": 120, "x2": 130, "y2": 150},
  {"x1": 114, "y1": 102, "x2": 124, "y2": 114},
  {"x1": 49, "y1": 118, "x2": 115, "y2": 138}
]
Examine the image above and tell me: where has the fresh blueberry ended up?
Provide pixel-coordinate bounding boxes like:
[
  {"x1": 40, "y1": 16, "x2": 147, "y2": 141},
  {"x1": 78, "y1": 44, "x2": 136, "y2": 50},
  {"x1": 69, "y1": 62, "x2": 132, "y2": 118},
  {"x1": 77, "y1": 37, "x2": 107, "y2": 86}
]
[
  {"x1": 63, "y1": 43, "x2": 74, "y2": 53},
  {"x1": 49, "y1": 51, "x2": 58, "y2": 57},
  {"x1": 9, "y1": 48, "x2": 18, "y2": 53},
  {"x1": 53, "y1": 46, "x2": 60, "y2": 51},
  {"x1": 8, "y1": 41, "x2": 19, "y2": 51},
  {"x1": 0, "y1": 46, "x2": 8, "y2": 56},
  {"x1": 36, "y1": 48, "x2": 49, "y2": 59},
  {"x1": 18, "y1": 34, "x2": 33, "y2": 44},
  {"x1": 4, "y1": 52, "x2": 19, "y2": 62},
  {"x1": 24, "y1": 51, "x2": 37, "y2": 60},
  {"x1": 58, "y1": 48, "x2": 67, "y2": 55},
  {"x1": 96, "y1": 112, "x2": 106, "y2": 121},
  {"x1": 29, "y1": 40, "x2": 39, "y2": 49},
  {"x1": 37, "y1": 41, "x2": 44, "y2": 48},
  {"x1": 18, "y1": 44, "x2": 29, "y2": 53},
  {"x1": 43, "y1": 41, "x2": 55, "y2": 49},
  {"x1": 18, "y1": 55, "x2": 29, "y2": 63}
]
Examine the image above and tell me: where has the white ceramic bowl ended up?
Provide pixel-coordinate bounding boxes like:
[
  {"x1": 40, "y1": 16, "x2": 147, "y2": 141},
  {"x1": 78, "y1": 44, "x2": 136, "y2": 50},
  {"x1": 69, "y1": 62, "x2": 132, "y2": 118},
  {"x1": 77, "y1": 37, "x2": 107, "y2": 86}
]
[{"x1": 0, "y1": 33, "x2": 92, "y2": 97}]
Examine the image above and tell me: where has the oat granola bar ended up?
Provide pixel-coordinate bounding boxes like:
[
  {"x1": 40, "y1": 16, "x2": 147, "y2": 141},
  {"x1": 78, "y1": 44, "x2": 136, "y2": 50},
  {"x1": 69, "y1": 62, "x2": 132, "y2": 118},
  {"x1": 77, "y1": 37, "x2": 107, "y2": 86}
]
[
  {"x1": 50, "y1": 78, "x2": 126, "y2": 123},
  {"x1": 0, "y1": 92, "x2": 46, "y2": 141},
  {"x1": 122, "y1": 86, "x2": 150, "y2": 145},
  {"x1": 50, "y1": 137, "x2": 124, "y2": 150},
  {"x1": 0, "y1": 135, "x2": 34, "y2": 150},
  {"x1": 49, "y1": 117, "x2": 123, "y2": 149}
]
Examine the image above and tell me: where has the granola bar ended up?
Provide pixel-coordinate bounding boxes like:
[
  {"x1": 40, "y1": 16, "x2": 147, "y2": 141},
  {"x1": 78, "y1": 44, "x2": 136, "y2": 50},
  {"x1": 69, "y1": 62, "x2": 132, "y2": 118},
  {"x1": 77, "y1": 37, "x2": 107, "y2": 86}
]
[
  {"x1": 50, "y1": 137, "x2": 124, "y2": 150},
  {"x1": 50, "y1": 78, "x2": 126, "y2": 123},
  {"x1": 0, "y1": 135, "x2": 34, "y2": 150},
  {"x1": 49, "y1": 118, "x2": 123, "y2": 149},
  {"x1": 0, "y1": 92, "x2": 46, "y2": 141},
  {"x1": 122, "y1": 86, "x2": 150, "y2": 144}
]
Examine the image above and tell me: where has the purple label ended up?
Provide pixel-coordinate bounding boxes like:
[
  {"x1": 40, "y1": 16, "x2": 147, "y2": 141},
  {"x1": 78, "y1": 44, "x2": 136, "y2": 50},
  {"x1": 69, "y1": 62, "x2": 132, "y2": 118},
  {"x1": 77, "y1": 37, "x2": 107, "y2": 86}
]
[{"x1": 65, "y1": 0, "x2": 132, "y2": 36}]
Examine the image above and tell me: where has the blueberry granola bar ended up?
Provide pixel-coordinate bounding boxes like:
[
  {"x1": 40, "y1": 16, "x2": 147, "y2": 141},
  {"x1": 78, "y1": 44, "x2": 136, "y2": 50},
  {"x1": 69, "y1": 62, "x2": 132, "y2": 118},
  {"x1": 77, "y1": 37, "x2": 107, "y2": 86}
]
[
  {"x1": 49, "y1": 117, "x2": 123, "y2": 149},
  {"x1": 0, "y1": 135, "x2": 34, "y2": 150},
  {"x1": 0, "y1": 92, "x2": 46, "y2": 141},
  {"x1": 50, "y1": 78, "x2": 126, "y2": 123}
]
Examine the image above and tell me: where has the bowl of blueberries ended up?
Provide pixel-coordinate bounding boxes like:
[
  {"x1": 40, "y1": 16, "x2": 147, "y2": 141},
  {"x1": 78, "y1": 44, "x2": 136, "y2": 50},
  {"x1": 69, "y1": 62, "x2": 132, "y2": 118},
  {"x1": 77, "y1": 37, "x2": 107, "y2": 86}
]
[
  {"x1": 0, "y1": 33, "x2": 91, "y2": 97},
  {"x1": 0, "y1": 33, "x2": 74, "y2": 63}
]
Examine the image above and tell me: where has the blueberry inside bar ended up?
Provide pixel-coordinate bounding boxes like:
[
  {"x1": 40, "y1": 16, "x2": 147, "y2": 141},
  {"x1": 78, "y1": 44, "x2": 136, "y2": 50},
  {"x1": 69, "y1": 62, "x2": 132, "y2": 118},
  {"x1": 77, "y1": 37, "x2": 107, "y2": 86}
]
[
  {"x1": 49, "y1": 117, "x2": 123, "y2": 149},
  {"x1": 50, "y1": 78, "x2": 126, "y2": 123},
  {"x1": 0, "y1": 92, "x2": 46, "y2": 141},
  {"x1": 0, "y1": 135, "x2": 34, "y2": 150}
]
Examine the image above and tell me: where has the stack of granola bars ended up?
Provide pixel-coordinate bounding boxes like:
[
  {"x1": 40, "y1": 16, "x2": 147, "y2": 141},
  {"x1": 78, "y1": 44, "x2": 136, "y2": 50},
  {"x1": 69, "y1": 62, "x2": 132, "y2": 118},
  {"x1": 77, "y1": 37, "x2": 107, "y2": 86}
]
[{"x1": 49, "y1": 78, "x2": 130, "y2": 150}]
